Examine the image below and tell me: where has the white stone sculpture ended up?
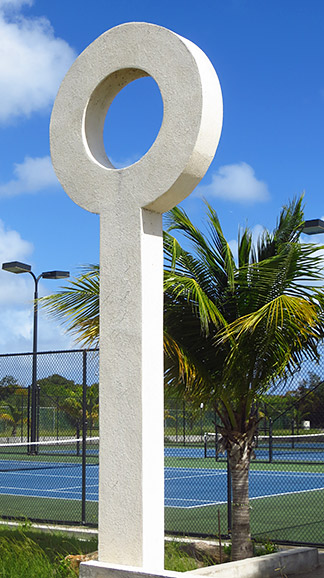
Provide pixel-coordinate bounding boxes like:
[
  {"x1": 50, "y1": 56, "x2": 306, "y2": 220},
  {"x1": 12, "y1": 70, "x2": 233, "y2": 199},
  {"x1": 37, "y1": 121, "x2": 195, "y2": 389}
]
[{"x1": 50, "y1": 22, "x2": 222, "y2": 576}]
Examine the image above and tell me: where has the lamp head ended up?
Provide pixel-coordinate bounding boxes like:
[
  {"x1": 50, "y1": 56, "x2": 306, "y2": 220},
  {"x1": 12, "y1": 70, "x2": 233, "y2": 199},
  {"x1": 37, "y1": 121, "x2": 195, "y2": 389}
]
[
  {"x1": 2, "y1": 261, "x2": 31, "y2": 274},
  {"x1": 41, "y1": 271, "x2": 70, "y2": 280},
  {"x1": 303, "y1": 219, "x2": 324, "y2": 235}
]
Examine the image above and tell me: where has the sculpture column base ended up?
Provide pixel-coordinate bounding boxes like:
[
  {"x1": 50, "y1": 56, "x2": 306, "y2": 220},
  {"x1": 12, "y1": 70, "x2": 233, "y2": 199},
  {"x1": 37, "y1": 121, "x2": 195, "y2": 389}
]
[{"x1": 79, "y1": 561, "x2": 181, "y2": 578}]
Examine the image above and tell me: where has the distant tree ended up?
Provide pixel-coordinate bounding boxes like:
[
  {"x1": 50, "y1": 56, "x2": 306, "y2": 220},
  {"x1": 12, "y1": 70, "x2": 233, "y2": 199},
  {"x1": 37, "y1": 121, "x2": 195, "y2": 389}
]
[
  {"x1": 261, "y1": 392, "x2": 297, "y2": 431},
  {"x1": 86, "y1": 384, "x2": 99, "y2": 435},
  {"x1": 296, "y1": 372, "x2": 324, "y2": 428},
  {"x1": 0, "y1": 393, "x2": 27, "y2": 437},
  {"x1": 0, "y1": 375, "x2": 19, "y2": 402},
  {"x1": 58, "y1": 385, "x2": 99, "y2": 439},
  {"x1": 37, "y1": 374, "x2": 77, "y2": 403},
  {"x1": 59, "y1": 389, "x2": 83, "y2": 439}
]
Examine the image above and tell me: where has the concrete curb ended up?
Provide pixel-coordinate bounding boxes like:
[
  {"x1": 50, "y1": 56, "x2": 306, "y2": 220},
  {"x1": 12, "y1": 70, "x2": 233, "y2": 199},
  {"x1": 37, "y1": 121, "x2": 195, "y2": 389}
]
[
  {"x1": 80, "y1": 548, "x2": 318, "y2": 578},
  {"x1": 187, "y1": 547, "x2": 319, "y2": 577}
]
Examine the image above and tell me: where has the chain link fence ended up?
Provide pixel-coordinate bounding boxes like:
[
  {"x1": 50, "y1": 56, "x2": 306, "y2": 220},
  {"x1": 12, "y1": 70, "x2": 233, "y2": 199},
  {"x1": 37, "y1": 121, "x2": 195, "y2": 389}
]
[
  {"x1": 1, "y1": 349, "x2": 324, "y2": 546},
  {"x1": 0, "y1": 349, "x2": 99, "y2": 526},
  {"x1": 165, "y1": 360, "x2": 324, "y2": 547}
]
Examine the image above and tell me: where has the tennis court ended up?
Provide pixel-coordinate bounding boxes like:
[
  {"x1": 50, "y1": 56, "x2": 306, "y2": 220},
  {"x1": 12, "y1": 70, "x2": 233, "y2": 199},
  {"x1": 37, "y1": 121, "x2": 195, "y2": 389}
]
[
  {"x1": 2, "y1": 439, "x2": 324, "y2": 544},
  {"x1": 1, "y1": 450, "x2": 324, "y2": 507}
]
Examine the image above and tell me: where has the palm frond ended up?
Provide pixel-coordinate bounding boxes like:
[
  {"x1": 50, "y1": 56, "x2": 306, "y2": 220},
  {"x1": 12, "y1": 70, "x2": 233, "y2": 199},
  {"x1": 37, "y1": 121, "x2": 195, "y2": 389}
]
[{"x1": 40, "y1": 264, "x2": 99, "y2": 347}]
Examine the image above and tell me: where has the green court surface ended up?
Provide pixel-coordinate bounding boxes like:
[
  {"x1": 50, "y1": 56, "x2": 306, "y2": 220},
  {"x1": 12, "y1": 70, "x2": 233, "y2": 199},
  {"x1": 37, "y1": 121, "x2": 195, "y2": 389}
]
[
  {"x1": 0, "y1": 493, "x2": 98, "y2": 526},
  {"x1": 165, "y1": 488, "x2": 324, "y2": 545}
]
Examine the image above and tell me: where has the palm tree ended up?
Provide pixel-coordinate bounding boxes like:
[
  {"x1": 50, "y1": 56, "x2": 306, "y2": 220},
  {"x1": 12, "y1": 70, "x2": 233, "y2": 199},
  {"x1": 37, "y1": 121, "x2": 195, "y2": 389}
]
[
  {"x1": 41, "y1": 265, "x2": 99, "y2": 348},
  {"x1": 164, "y1": 196, "x2": 324, "y2": 559},
  {"x1": 40, "y1": 196, "x2": 324, "y2": 560},
  {"x1": 58, "y1": 387, "x2": 99, "y2": 443},
  {"x1": 0, "y1": 399, "x2": 27, "y2": 437}
]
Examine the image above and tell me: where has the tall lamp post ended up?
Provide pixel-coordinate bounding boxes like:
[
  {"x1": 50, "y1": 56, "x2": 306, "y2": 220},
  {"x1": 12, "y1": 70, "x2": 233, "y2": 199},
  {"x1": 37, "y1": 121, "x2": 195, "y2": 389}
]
[{"x1": 2, "y1": 261, "x2": 69, "y2": 454}]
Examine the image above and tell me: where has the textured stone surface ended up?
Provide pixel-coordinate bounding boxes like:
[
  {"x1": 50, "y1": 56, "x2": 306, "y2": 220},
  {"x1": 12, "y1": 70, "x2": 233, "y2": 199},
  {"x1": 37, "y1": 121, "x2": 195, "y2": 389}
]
[{"x1": 51, "y1": 22, "x2": 222, "y2": 571}]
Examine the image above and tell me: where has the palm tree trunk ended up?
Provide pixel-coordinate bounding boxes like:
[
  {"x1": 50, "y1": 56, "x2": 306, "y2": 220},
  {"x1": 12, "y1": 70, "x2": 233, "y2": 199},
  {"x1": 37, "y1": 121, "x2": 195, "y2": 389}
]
[{"x1": 228, "y1": 445, "x2": 253, "y2": 561}]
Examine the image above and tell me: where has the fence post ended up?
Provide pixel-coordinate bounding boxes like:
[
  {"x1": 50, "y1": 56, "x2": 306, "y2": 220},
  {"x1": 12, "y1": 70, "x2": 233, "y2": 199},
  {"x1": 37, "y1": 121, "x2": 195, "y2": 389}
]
[
  {"x1": 82, "y1": 349, "x2": 88, "y2": 524},
  {"x1": 183, "y1": 401, "x2": 186, "y2": 445},
  {"x1": 36, "y1": 385, "x2": 40, "y2": 449},
  {"x1": 264, "y1": 402, "x2": 267, "y2": 435},
  {"x1": 27, "y1": 385, "x2": 31, "y2": 452},
  {"x1": 227, "y1": 454, "x2": 232, "y2": 535},
  {"x1": 56, "y1": 397, "x2": 59, "y2": 440},
  {"x1": 269, "y1": 417, "x2": 273, "y2": 463},
  {"x1": 291, "y1": 419, "x2": 295, "y2": 448},
  {"x1": 215, "y1": 424, "x2": 219, "y2": 461},
  {"x1": 20, "y1": 394, "x2": 23, "y2": 441}
]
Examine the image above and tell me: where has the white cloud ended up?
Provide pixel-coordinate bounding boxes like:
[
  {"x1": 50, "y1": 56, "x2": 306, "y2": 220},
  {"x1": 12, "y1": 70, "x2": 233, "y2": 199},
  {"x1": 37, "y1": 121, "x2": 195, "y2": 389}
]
[
  {"x1": 0, "y1": 308, "x2": 74, "y2": 354},
  {"x1": 0, "y1": 219, "x2": 34, "y2": 305},
  {"x1": 0, "y1": 1, "x2": 76, "y2": 123},
  {"x1": 198, "y1": 162, "x2": 270, "y2": 203},
  {"x1": 0, "y1": 156, "x2": 58, "y2": 197},
  {"x1": 251, "y1": 224, "x2": 266, "y2": 245},
  {"x1": 0, "y1": 219, "x2": 74, "y2": 354},
  {"x1": 0, "y1": 219, "x2": 33, "y2": 264},
  {"x1": 0, "y1": 1, "x2": 33, "y2": 9},
  {"x1": 228, "y1": 239, "x2": 238, "y2": 260}
]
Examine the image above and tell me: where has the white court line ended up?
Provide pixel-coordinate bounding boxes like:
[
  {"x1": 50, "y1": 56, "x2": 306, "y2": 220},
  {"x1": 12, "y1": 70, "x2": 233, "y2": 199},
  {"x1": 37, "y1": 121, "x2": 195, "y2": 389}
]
[
  {"x1": 165, "y1": 500, "x2": 225, "y2": 509},
  {"x1": 0, "y1": 460, "x2": 98, "y2": 466},
  {"x1": 251, "y1": 469, "x2": 324, "y2": 477},
  {"x1": 165, "y1": 468, "x2": 227, "y2": 481},
  {"x1": 0, "y1": 484, "x2": 82, "y2": 494},
  {"x1": 166, "y1": 496, "x2": 220, "y2": 503},
  {"x1": 0, "y1": 490, "x2": 98, "y2": 502},
  {"x1": 0, "y1": 468, "x2": 81, "y2": 480},
  {"x1": 249, "y1": 485, "x2": 324, "y2": 501},
  {"x1": 0, "y1": 481, "x2": 99, "y2": 494},
  {"x1": 165, "y1": 466, "x2": 226, "y2": 472},
  {"x1": 166, "y1": 483, "x2": 324, "y2": 510}
]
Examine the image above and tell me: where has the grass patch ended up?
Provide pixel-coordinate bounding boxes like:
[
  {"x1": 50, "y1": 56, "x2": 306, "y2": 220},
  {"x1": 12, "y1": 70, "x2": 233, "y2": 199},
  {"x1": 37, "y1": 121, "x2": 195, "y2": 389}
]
[
  {"x1": 0, "y1": 523, "x2": 284, "y2": 576},
  {"x1": 0, "y1": 524, "x2": 98, "y2": 577},
  {"x1": 164, "y1": 541, "x2": 202, "y2": 571},
  {"x1": 0, "y1": 525, "x2": 221, "y2": 575}
]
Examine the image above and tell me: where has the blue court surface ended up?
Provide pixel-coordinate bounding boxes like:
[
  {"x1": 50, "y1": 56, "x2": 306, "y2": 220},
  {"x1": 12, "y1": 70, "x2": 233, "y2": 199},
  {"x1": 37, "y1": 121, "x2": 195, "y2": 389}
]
[
  {"x1": 1, "y1": 461, "x2": 324, "y2": 508},
  {"x1": 165, "y1": 445, "x2": 324, "y2": 462}
]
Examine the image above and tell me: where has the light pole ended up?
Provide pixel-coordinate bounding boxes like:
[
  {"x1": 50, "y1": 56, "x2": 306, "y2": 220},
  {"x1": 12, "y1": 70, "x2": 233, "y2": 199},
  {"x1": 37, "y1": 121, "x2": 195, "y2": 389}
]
[{"x1": 2, "y1": 261, "x2": 69, "y2": 453}]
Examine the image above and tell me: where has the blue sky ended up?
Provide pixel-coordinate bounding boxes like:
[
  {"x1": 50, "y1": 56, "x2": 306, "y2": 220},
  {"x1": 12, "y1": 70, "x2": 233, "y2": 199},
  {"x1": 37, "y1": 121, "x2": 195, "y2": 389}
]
[{"x1": 0, "y1": 0, "x2": 323, "y2": 353}]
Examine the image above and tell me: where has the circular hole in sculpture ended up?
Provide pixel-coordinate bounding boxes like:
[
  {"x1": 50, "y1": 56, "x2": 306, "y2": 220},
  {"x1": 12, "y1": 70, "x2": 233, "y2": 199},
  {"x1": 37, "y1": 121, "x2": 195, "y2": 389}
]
[{"x1": 104, "y1": 77, "x2": 163, "y2": 168}]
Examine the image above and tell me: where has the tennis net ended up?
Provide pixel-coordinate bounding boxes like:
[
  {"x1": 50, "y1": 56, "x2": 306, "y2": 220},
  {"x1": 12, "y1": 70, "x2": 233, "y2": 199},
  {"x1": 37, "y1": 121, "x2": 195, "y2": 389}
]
[
  {"x1": 204, "y1": 431, "x2": 324, "y2": 463},
  {"x1": 0, "y1": 436, "x2": 99, "y2": 472}
]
